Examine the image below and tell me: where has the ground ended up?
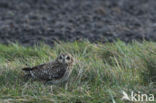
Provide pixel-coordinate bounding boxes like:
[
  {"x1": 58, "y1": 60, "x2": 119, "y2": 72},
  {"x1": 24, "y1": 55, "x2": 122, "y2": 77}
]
[
  {"x1": 0, "y1": 0, "x2": 156, "y2": 102},
  {"x1": 0, "y1": 41, "x2": 155, "y2": 103},
  {"x1": 0, "y1": 0, "x2": 156, "y2": 46}
]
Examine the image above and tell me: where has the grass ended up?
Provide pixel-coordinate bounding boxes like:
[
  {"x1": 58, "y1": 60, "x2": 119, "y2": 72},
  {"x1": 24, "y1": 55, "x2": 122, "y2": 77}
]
[{"x1": 0, "y1": 40, "x2": 155, "y2": 103}]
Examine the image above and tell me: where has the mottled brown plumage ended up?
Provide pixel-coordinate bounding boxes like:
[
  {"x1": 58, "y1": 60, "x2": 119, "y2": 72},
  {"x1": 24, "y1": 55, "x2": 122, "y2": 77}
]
[{"x1": 22, "y1": 53, "x2": 74, "y2": 84}]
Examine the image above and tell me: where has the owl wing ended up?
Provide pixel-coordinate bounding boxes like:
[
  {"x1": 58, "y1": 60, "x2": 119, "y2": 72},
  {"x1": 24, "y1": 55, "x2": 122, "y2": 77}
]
[
  {"x1": 22, "y1": 62, "x2": 67, "y2": 80},
  {"x1": 47, "y1": 63, "x2": 66, "y2": 80},
  {"x1": 22, "y1": 63, "x2": 46, "y2": 71}
]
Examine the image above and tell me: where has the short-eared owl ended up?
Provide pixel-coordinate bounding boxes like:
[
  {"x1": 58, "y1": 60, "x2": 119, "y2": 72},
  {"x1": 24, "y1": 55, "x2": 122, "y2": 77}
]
[{"x1": 22, "y1": 53, "x2": 74, "y2": 84}]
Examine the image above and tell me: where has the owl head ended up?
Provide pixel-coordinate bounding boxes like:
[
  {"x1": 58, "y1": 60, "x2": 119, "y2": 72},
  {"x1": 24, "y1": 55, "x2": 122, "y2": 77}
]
[{"x1": 56, "y1": 53, "x2": 74, "y2": 66}]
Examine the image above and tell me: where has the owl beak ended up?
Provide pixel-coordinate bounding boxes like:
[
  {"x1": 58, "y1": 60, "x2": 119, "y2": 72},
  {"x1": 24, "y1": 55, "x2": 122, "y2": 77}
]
[{"x1": 63, "y1": 59, "x2": 66, "y2": 64}]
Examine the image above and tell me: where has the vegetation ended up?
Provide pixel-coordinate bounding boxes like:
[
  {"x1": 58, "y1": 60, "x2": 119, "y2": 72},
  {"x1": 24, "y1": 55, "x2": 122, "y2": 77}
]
[{"x1": 0, "y1": 40, "x2": 155, "y2": 103}]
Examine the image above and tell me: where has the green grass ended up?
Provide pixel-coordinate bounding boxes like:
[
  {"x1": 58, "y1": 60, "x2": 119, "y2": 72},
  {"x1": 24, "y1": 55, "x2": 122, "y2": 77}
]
[{"x1": 0, "y1": 40, "x2": 155, "y2": 103}]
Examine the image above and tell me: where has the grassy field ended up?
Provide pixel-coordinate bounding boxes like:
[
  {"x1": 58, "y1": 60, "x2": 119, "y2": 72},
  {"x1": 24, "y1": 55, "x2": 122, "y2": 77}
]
[{"x1": 0, "y1": 41, "x2": 155, "y2": 103}]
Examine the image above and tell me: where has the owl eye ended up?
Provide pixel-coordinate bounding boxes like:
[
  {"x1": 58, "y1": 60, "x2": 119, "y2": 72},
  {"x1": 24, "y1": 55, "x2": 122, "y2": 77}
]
[
  {"x1": 59, "y1": 56, "x2": 63, "y2": 59},
  {"x1": 66, "y1": 56, "x2": 70, "y2": 60}
]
